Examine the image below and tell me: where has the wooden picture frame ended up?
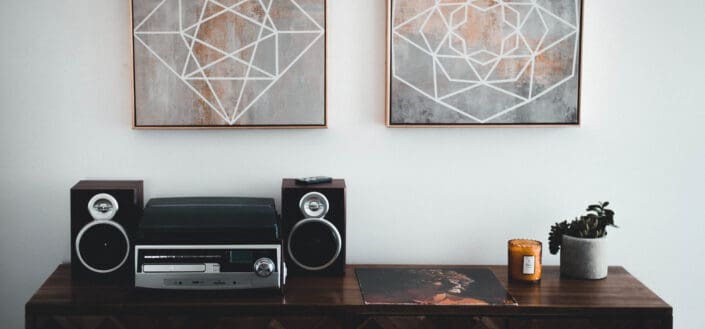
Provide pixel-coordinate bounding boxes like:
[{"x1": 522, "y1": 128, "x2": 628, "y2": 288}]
[
  {"x1": 385, "y1": 0, "x2": 584, "y2": 127},
  {"x1": 128, "y1": 0, "x2": 328, "y2": 129}
]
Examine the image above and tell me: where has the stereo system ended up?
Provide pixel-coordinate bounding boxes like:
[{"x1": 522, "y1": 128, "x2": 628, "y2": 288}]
[
  {"x1": 282, "y1": 179, "x2": 346, "y2": 276},
  {"x1": 134, "y1": 197, "x2": 284, "y2": 291},
  {"x1": 70, "y1": 180, "x2": 143, "y2": 282},
  {"x1": 68, "y1": 177, "x2": 345, "y2": 288}
]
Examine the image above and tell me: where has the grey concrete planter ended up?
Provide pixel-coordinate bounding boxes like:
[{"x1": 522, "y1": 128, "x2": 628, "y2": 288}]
[{"x1": 560, "y1": 235, "x2": 608, "y2": 280}]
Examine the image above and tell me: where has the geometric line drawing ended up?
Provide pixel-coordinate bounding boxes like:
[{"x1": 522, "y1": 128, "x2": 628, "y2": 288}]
[
  {"x1": 389, "y1": 0, "x2": 581, "y2": 125},
  {"x1": 133, "y1": 0, "x2": 325, "y2": 126}
]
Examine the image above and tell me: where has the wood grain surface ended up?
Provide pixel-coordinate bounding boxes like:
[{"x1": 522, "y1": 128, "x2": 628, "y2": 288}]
[{"x1": 26, "y1": 265, "x2": 672, "y2": 329}]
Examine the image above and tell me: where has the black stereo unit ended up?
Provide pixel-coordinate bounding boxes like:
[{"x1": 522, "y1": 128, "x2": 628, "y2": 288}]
[
  {"x1": 135, "y1": 197, "x2": 284, "y2": 291},
  {"x1": 282, "y1": 179, "x2": 346, "y2": 276},
  {"x1": 70, "y1": 180, "x2": 143, "y2": 282}
]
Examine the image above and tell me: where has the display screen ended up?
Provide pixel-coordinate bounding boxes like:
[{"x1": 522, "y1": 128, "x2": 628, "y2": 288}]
[{"x1": 229, "y1": 251, "x2": 253, "y2": 264}]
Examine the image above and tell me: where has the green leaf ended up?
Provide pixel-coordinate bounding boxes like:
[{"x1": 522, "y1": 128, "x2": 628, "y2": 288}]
[{"x1": 552, "y1": 201, "x2": 617, "y2": 244}]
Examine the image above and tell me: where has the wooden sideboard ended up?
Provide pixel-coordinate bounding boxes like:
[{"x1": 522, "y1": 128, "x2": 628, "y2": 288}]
[{"x1": 25, "y1": 265, "x2": 671, "y2": 329}]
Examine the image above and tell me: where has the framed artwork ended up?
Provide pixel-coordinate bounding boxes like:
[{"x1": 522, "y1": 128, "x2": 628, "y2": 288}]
[
  {"x1": 131, "y1": 0, "x2": 327, "y2": 128},
  {"x1": 386, "y1": 0, "x2": 583, "y2": 127}
]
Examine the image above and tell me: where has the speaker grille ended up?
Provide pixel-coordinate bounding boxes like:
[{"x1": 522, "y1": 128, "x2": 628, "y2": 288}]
[
  {"x1": 76, "y1": 221, "x2": 130, "y2": 274},
  {"x1": 288, "y1": 218, "x2": 341, "y2": 271}
]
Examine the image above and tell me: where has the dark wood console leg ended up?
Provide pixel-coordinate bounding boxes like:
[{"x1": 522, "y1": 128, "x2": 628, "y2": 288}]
[{"x1": 24, "y1": 311, "x2": 37, "y2": 329}]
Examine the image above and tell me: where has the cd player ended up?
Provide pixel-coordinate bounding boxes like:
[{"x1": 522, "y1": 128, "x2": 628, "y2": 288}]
[{"x1": 134, "y1": 197, "x2": 285, "y2": 291}]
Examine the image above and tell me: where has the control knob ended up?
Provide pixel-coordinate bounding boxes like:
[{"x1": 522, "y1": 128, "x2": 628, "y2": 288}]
[{"x1": 254, "y1": 258, "x2": 275, "y2": 277}]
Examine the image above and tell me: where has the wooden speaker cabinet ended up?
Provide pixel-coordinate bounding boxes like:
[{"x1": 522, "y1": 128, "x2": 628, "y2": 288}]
[
  {"x1": 70, "y1": 180, "x2": 143, "y2": 282},
  {"x1": 282, "y1": 179, "x2": 346, "y2": 276}
]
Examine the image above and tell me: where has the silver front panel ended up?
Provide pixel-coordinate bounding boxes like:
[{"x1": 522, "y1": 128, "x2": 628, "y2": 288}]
[{"x1": 135, "y1": 244, "x2": 281, "y2": 290}]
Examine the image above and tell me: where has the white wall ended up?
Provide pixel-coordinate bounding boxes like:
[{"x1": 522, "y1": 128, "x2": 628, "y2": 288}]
[{"x1": 1, "y1": 0, "x2": 704, "y2": 328}]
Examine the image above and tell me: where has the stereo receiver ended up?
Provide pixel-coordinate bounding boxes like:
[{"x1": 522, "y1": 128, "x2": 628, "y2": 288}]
[{"x1": 134, "y1": 197, "x2": 285, "y2": 291}]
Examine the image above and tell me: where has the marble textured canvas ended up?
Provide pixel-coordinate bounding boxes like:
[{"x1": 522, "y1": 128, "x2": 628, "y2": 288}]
[
  {"x1": 387, "y1": 0, "x2": 582, "y2": 126},
  {"x1": 132, "y1": 0, "x2": 326, "y2": 128}
]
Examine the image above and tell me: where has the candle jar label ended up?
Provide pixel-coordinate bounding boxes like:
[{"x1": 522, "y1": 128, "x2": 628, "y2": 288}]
[{"x1": 523, "y1": 256, "x2": 535, "y2": 275}]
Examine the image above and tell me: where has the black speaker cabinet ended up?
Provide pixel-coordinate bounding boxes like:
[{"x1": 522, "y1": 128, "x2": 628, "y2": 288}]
[
  {"x1": 282, "y1": 179, "x2": 346, "y2": 276},
  {"x1": 70, "y1": 180, "x2": 143, "y2": 282}
]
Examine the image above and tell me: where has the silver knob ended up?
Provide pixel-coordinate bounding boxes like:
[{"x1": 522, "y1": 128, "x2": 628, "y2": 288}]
[{"x1": 254, "y1": 258, "x2": 275, "y2": 277}]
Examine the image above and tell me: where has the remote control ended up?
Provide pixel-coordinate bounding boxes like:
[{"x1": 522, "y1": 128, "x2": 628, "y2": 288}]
[{"x1": 295, "y1": 176, "x2": 333, "y2": 185}]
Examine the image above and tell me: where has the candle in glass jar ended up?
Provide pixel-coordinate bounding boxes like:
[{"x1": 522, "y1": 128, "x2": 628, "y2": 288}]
[{"x1": 508, "y1": 239, "x2": 542, "y2": 284}]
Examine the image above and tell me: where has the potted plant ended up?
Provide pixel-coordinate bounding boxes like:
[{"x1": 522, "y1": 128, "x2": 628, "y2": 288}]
[{"x1": 548, "y1": 202, "x2": 617, "y2": 279}]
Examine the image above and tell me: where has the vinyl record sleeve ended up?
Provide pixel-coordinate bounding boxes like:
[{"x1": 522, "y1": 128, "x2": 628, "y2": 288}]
[{"x1": 356, "y1": 267, "x2": 517, "y2": 306}]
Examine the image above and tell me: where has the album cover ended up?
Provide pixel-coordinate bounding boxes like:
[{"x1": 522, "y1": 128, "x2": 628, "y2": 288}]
[{"x1": 356, "y1": 267, "x2": 517, "y2": 305}]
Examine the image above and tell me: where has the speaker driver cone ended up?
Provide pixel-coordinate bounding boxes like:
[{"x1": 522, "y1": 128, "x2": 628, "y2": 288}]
[
  {"x1": 287, "y1": 218, "x2": 341, "y2": 271},
  {"x1": 75, "y1": 221, "x2": 130, "y2": 274},
  {"x1": 87, "y1": 193, "x2": 119, "y2": 221},
  {"x1": 299, "y1": 192, "x2": 329, "y2": 218}
]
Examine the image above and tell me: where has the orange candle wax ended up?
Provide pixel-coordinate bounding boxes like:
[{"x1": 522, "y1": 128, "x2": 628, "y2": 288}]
[{"x1": 508, "y1": 239, "x2": 542, "y2": 284}]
